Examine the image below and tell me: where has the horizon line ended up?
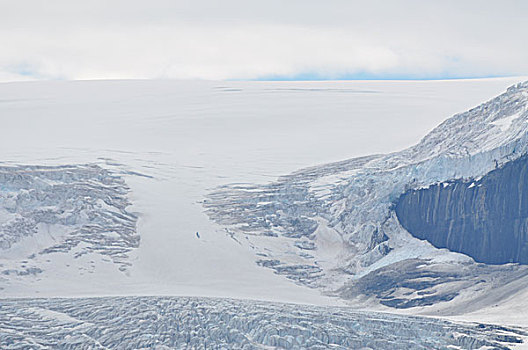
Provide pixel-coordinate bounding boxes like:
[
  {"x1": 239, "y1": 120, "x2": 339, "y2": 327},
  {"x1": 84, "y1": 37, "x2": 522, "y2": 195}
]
[{"x1": 0, "y1": 75, "x2": 526, "y2": 85}]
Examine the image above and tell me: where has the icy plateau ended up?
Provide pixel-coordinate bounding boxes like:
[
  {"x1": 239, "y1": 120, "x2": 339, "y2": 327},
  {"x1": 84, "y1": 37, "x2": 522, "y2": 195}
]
[{"x1": 1, "y1": 79, "x2": 528, "y2": 349}]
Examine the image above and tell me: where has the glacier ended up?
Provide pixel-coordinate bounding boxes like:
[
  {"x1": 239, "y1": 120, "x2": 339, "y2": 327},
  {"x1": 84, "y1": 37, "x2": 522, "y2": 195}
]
[
  {"x1": 0, "y1": 164, "x2": 139, "y2": 279},
  {"x1": 205, "y1": 81, "x2": 528, "y2": 310},
  {"x1": 1, "y1": 79, "x2": 527, "y2": 348},
  {"x1": 0, "y1": 296, "x2": 526, "y2": 349}
]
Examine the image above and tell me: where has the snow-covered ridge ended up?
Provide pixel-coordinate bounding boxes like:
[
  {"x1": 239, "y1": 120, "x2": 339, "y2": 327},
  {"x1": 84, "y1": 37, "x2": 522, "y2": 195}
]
[
  {"x1": 205, "y1": 81, "x2": 528, "y2": 304},
  {"x1": 0, "y1": 164, "x2": 139, "y2": 276}
]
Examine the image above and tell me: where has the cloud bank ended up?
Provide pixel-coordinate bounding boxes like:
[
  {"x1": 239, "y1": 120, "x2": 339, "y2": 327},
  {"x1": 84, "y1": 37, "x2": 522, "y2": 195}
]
[{"x1": 1, "y1": 0, "x2": 527, "y2": 81}]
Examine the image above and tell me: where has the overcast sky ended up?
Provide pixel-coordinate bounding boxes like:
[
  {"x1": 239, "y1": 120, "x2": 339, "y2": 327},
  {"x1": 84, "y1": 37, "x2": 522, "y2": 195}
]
[{"x1": 1, "y1": 0, "x2": 527, "y2": 82}]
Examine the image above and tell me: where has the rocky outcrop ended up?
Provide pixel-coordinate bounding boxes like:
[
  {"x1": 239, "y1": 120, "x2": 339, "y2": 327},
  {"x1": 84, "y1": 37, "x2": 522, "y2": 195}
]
[{"x1": 395, "y1": 155, "x2": 528, "y2": 264}]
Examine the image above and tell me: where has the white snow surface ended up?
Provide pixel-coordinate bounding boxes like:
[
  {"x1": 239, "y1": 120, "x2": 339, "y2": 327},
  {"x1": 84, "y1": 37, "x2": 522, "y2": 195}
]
[{"x1": 0, "y1": 77, "x2": 526, "y2": 313}]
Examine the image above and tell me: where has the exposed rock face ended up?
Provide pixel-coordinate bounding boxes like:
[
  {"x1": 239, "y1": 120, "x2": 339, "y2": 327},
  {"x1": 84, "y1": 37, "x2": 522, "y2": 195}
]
[{"x1": 395, "y1": 155, "x2": 528, "y2": 264}]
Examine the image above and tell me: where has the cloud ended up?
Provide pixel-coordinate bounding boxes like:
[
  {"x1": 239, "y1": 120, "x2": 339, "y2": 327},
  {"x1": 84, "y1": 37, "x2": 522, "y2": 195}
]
[{"x1": 0, "y1": 0, "x2": 527, "y2": 81}]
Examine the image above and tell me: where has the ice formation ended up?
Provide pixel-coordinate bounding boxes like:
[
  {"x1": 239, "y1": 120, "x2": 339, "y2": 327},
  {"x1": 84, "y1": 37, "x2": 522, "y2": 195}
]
[
  {"x1": 0, "y1": 164, "x2": 139, "y2": 275},
  {"x1": 205, "y1": 82, "x2": 528, "y2": 307},
  {"x1": 0, "y1": 296, "x2": 525, "y2": 349}
]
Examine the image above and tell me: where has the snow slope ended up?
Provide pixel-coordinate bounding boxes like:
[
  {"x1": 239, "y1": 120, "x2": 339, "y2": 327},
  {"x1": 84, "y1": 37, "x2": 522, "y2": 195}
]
[{"x1": 0, "y1": 77, "x2": 525, "y2": 309}]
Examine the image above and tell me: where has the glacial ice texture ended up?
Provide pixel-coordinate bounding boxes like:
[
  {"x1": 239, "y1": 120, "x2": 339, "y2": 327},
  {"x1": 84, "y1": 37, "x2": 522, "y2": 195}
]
[
  {"x1": 0, "y1": 296, "x2": 526, "y2": 350},
  {"x1": 0, "y1": 164, "x2": 139, "y2": 274}
]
